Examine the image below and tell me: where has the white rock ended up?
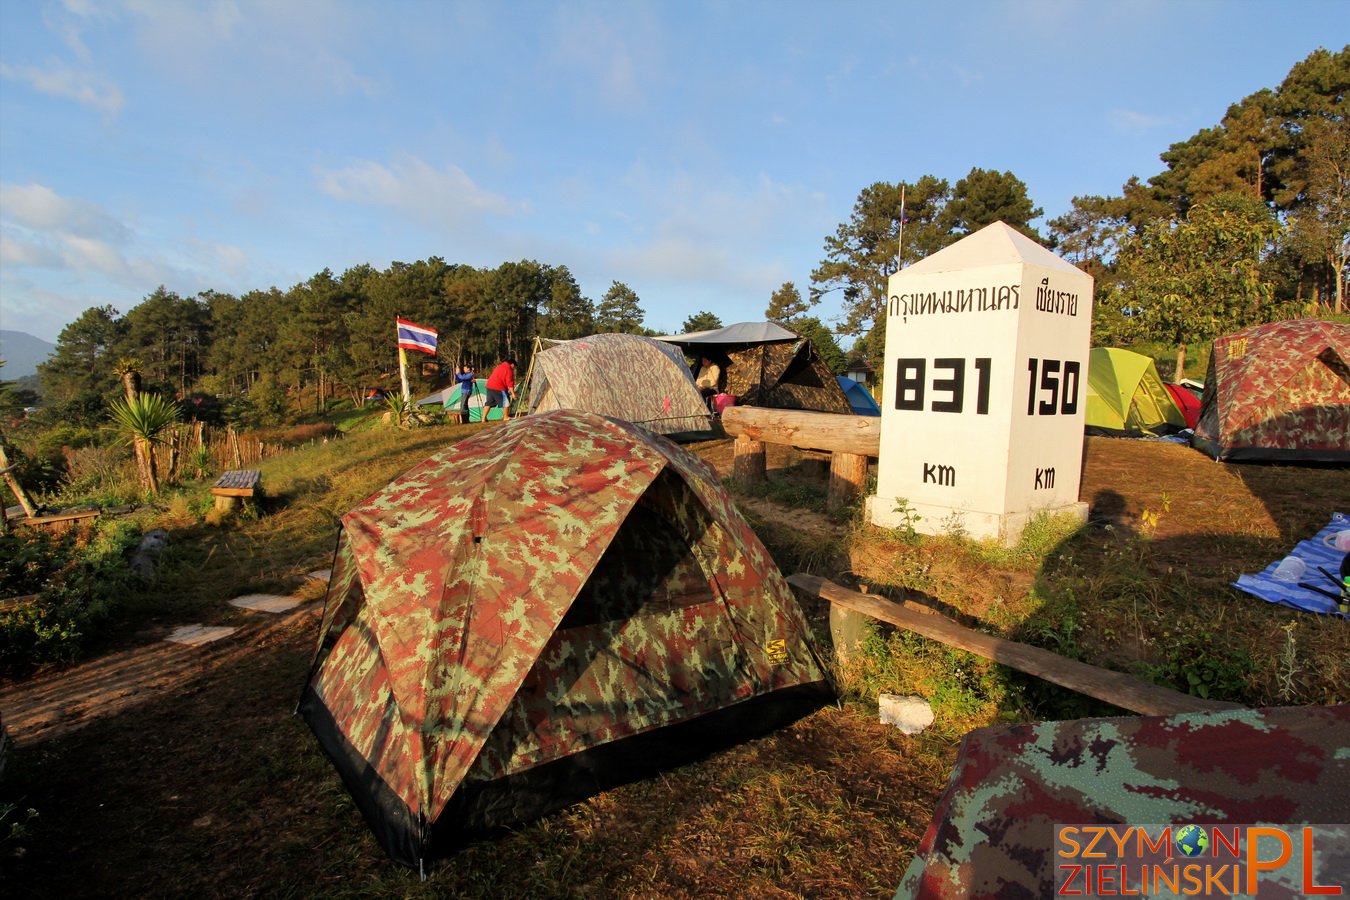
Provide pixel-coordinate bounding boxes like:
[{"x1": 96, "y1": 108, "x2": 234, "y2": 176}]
[{"x1": 879, "y1": 693, "x2": 934, "y2": 734}]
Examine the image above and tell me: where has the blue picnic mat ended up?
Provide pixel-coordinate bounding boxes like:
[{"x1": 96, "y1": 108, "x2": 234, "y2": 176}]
[{"x1": 1233, "y1": 512, "x2": 1349, "y2": 617}]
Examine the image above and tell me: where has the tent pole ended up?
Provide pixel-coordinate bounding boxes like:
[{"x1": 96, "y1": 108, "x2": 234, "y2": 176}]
[{"x1": 513, "y1": 335, "x2": 543, "y2": 418}]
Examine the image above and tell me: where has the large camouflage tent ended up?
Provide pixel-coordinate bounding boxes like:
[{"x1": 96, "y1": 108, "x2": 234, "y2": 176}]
[
  {"x1": 299, "y1": 410, "x2": 831, "y2": 868},
  {"x1": 896, "y1": 705, "x2": 1350, "y2": 899},
  {"x1": 525, "y1": 333, "x2": 713, "y2": 438},
  {"x1": 1192, "y1": 319, "x2": 1350, "y2": 462},
  {"x1": 654, "y1": 322, "x2": 852, "y2": 414}
]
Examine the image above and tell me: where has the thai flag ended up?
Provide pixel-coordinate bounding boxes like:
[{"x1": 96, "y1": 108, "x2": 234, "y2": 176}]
[{"x1": 396, "y1": 318, "x2": 438, "y2": 355}]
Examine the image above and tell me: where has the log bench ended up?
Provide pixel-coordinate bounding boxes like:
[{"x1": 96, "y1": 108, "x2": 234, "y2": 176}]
[
  {"x1": 720, "y1": 406, "x2": 880, "y2": 512},
  {"x1": 12, "y1": 509, "x2": 101, "y2": 534},
  {"x1": 211, "y1": 469, "x2": 262, "y2": 512}
]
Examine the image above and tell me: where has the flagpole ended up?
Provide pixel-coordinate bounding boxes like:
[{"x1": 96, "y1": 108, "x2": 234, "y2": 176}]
[
  {"x1": 397, "y1": 315, "x2": 411, "y2": 404},
  {"x1": 897, "y1": 183, "x2": 906, "y2": 270}
]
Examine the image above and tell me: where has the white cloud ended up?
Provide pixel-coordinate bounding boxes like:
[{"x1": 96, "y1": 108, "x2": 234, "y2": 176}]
[
  {"x1": 0, "y1": 183, "x2": 129, "y2": 242},
  {"x1": 1110, "y1": 108, "x2": 1172, "y2": 134},
  {"x1": 58, "y1": 233, "x2": 135, "y2": 279},
  {"x1": 0, "y1": 183, "x2": 250, "y2": 304},
  {"x1": 316, "y1": 155, "x2": 523, "y2": 223},
  {"x1": 0, "y1": 60, "x2": 124, "y2": 114},
  {"x1": 118, "y1": 0, "x2": 377, "y2": 97},
  {"x1": 0, "y1": 230, "x2": 64, "y2": 268},
  {"x1": 548, "y1": 6, "x2": 659, "y2": 111},
  {"x1": 950, "y1": 64, "x2": 982, "y2": 87}
]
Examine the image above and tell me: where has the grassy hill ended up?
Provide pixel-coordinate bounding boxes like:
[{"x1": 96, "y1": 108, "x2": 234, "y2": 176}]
[{"x1": 1, "y1": 417, "x2": 1346, "y2": 897}]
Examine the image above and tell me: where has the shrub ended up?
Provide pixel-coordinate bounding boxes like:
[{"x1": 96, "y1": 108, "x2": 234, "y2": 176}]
[
  {"x1": 0, "y1": 519, "x2": 142, "y2": 676},
  {"x1": 60, "y1": 445, "x2": 135, "y2": 500}
]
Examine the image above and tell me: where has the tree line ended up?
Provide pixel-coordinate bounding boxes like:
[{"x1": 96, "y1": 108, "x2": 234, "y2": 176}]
[{"x1": 34, "y1": 259, "x2": 652, "y2": 426}]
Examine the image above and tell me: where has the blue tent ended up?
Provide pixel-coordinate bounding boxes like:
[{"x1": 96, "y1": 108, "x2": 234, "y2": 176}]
[{"x1": 837, "y1": 376, "x2": 880, "y2": 416}]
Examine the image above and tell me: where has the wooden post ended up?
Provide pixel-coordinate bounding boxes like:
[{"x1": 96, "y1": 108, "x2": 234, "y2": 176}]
[
  {"x1": 827, "y1": 451, "x2": 869, "y2": 512},
  {"x1": 787, "y1": 573, "x2": 1243, "y2": 716},
  {"x1": 732, "y1": 434, "x2": 765, "y2": 487},
  {"x1": 0, "y1": 444, "x2": 38, "y2": 519},
  {"x1": 398, "y1": 346, "x2": 411, "y2": 406}
]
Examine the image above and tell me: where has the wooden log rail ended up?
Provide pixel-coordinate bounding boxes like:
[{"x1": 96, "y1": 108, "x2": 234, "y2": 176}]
[
  {"x1": 720, "y1": 406, "x2": 880, "y2": 511},
  {"x1": 788, "y1": 573, "x2": 1243, "y2": 717}
]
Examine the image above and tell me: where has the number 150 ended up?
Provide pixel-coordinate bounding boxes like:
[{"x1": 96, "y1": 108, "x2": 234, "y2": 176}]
[{"x1": 1026, "y1": 358, "x2": 1080, "y2": 416}]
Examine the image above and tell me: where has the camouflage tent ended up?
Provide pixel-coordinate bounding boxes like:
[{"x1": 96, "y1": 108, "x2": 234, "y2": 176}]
[
  {"x1": 655, "y1": 322, "x2": 852, "y2": 414},
  {"x1": 525, "y1": 333, "x2": 713, "y2": 437},
  {"x1": 896, "y1": 705, "x2": 1350, "y2": 899},
  {"x1": 1084, "y1": 347, "x2": 1188, "y2": 437},
  {"x1": 299, "y1": 410, "x2": 831, "y2": 868},
  {"x1": 1192, "y1": 319, "x2": 1350, "y2": 462}
]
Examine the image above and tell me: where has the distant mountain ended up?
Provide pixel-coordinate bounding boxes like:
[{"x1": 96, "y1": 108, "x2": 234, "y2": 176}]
[{"x1": 0, "y1": 330, "x2": 56, "y2": 380}]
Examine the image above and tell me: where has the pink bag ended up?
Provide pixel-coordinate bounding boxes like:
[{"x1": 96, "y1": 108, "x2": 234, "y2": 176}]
[{"x1": 712, "y1": 393, "x2": 736, "y2": 415}]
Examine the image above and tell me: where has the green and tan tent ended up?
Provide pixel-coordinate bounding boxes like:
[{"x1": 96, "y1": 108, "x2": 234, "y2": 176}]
[
  {"x1": 525, "y1": 333, "x2": 713, "y2": 438},
  {"x1": 1084, "y1": 347, "x2": 1188, "y2": 437},
  {"x1": 1192, "y1": 319, "x2": 1350, "y2": 462},
  {"x1": 299, "y1": 410, "x2": 831, "y2": 868}
]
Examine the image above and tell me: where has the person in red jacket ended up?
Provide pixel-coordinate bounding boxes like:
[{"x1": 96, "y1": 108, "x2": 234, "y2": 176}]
[{"x1": 484, "y1": 357, "x2": 517, "y2": 420}]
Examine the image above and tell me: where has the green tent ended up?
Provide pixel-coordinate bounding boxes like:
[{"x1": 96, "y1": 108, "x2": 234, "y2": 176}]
[
  {"x1": 1084, "y1": 348, "x2": 1187, "y2": 437},
  {"x1": 416, "y1": 378, "x2": 505, "y2": 422},
  {"x1": 299, "y1": 410, "x2": 831, "y2": 868}
]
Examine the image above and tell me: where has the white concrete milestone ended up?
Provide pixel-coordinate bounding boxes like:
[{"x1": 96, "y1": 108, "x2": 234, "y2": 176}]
[{"x1": 868, "y1": 222, "x2": 1094, "y2": 544}]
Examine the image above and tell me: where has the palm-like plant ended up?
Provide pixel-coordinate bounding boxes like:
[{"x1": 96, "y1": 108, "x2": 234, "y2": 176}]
[
  {"x1": 383, "y1": 393, "x2": 418, "y2": 428},
  {"x1": 109, "y1": 393, "x2": 181, "y2": 495}
]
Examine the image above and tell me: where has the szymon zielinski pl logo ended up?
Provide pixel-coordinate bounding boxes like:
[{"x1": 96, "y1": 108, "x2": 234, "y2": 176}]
[{"x1": 1055, "y1": 824, "x2": 1347, "y2": 896}]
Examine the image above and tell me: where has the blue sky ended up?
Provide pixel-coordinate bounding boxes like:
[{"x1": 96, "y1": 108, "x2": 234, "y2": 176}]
[{"x1": 0, "y1": 1, "x2": 1343, "y2": 344}]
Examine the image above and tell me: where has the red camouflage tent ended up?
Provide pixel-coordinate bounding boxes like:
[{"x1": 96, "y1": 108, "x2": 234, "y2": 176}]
[{"x1": 1191, "y1": 319, "x2": 1350, "y2": 462}]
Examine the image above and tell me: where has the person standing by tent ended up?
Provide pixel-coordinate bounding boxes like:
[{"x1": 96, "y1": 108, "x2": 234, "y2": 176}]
[
  {"x1": 451, "y1": 364, "x2": 475, "y2": 423},
  {"x1": 485, "y1": 357, "x2": 516, "y2": 420},
  {"x1": 695, "y1": 356, "x2": 721, "y2": 403}
]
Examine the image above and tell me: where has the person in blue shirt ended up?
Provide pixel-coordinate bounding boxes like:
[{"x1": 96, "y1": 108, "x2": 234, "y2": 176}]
[{"x1": 453, "y1": 364, "x2": 475, "y2": 422}]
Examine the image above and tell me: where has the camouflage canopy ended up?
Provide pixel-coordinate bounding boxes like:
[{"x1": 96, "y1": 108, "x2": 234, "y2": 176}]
[
  {"x1": 896, "y1": 705, "x2": 1350, "y2": 899},
  {"x1": 1192, "y1": 319, "x2": 1350, "y2": 462},
  {"x1": 299, "y1": 410, "x2": 831, "y2": 868},
  {"x1": 655, "y1": 322, "x2": 852, "y2": 414},
  {"x1": 525, "y1": 333, "x2": 713, "y2": 438}
]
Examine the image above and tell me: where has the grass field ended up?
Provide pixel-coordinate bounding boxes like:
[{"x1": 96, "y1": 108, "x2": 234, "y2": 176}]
[{"x1": 1, "y1": 417, "x2": 1346, "y2": 898}]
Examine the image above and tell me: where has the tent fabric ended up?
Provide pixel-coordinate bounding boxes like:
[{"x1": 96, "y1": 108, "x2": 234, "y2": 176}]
[
  {"x1": 895, "y1": 705, "x2": 1350, "y2": 899},
  {"x1": 416, "y1": 378, "x2": 503, "y2": 422},
  {"x1": 652, "y1": 321, "x2": 798, "y2": 344},
  {"x1": 299, "y1": 410, "x2": 831, "y2": 867},
  {"x1": 1192, "y1": 319, "x2": 1350, "y2": 462},
  {"x1": 1084, "y1": 347, "x2": 1188, "y2": 437},
  {"x1": 1233, "y1": 511, "x2": 1349, "y2": 617},
  {"x1": 1163, "y1": 382, "x2": 1201, "y2": 429},
  {"x1": 837, "y1": 376, "x2": 881, "y2": 416},
  {"x1": 655, "y1": 322, "x2": 852, "y2": 414},
  {"x1": 525, "y1": 333, "x2": 713, "y2": 437}
]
